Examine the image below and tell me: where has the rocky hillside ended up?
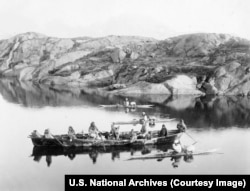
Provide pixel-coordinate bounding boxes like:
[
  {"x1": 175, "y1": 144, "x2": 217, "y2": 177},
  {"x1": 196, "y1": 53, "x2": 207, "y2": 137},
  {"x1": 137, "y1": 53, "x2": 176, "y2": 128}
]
[{"x1": 0, "y1": 32, "x2": 250, "y2": 95}]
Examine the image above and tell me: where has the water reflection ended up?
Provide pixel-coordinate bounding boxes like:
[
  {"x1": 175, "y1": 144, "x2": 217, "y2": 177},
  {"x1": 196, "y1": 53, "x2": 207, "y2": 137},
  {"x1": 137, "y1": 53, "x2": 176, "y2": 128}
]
[
  {"x1": 1, "y1": 78, "x2": 250, "y2": 128},
  {"x1": 31, "y1": 144, "x2": 172, "y2": 167},
  {"x1": 0, "y1": 78, "x2": 120, "y2": 107}
]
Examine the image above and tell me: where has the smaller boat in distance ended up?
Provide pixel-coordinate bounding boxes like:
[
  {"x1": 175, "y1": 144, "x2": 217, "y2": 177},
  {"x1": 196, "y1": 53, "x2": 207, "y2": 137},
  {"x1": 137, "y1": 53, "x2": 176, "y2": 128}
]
[
  {"x1": 29, "y1": 129, "x2": 183, "y2": 148},
  {"x1": 113, "y1": 118, "x2": 176, "y2": 125},
  {"x1": 99, "y1": 104, "x2": 154, "y2": 108}
]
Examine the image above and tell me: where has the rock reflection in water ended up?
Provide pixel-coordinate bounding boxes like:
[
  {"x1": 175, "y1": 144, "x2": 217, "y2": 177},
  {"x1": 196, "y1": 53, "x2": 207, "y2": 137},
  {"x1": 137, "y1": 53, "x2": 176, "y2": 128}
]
[
  {"x1": 1, "y1": 78, "x2": 250, "y2": 128},
  {"x1": 0, "y1": 78, "x2": 120, "y2": 107}
]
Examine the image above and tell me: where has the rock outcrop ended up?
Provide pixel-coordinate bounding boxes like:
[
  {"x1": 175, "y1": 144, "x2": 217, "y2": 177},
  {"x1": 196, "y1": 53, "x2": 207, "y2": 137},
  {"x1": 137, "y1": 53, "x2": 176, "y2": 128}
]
[{"x1": 0, "y1": 32, "x2": 250, "y2": 96}]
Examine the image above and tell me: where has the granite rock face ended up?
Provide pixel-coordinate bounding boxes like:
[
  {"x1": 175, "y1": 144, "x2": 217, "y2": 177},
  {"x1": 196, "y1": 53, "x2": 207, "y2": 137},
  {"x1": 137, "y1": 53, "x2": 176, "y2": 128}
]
[{"x1": 0, "y1": 32, "x2": 250, "y2": 95}]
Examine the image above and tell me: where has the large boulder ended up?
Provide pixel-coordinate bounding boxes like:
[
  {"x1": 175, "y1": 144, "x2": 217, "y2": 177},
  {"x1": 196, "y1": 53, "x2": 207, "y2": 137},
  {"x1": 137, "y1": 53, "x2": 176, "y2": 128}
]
[
  {"x1": 110, "y1": 48, "x2": 126, "y2": 63},
  {"x1": 78, "y1": 69, "x2": 114, "y2": 86},
  {"x1": 214, "y1": 61, "x2": 250, "y2": 95},
  {"x1": 54, "y1": 51, "x2": 90, "y2": 67},
  {"x1": 115, "y1": 81, "x2": 171, "y2": 95},
  {"x1": 19, "y1": 67, "x2": 36, "y2": 81},
  {"x1": 164, "y1": 75, "x2": 203, "y2": 95}
]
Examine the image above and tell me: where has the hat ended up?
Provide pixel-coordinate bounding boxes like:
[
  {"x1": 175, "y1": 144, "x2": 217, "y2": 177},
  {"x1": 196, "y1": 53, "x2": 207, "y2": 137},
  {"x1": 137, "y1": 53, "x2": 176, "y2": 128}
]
[{"x1": 142, "y1": 112, "x2": 146, "y2": 115}]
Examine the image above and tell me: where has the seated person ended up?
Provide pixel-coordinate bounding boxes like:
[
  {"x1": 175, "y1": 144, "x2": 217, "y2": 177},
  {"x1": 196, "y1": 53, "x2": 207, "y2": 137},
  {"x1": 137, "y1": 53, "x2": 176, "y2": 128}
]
[
  {"x1": 130, "y1": 101, "x2": 136, "y2": 109},
  {"x1": 124, "y1": 98, "x2": 130, "y2": 107},
  {"x1": 88, "y1": 122, "x2": 101, "y2": 139},
  {"x1": 140, "y1": 112, "x2": 148, "y2": 124},
  {"x1": 129, "y1": 129, "x2": 137, "y2": 142},
  {"x1": 68, "y1": 126, "x2": 76, "y2": 141},
  {"x1": 31, "y1": 130, "x2": 42, "y2": 138},
  {"x1": 110, "y1": 123, "x2": 120, "y2": 140},
  {"x1": 149, "y1": 116, "x2": 156, "y2": 126},
  {"x1": 159, "y1": 124, "x2": 168, "y2": 137},
  {"x1": 172, "y1": 139, "x2": 182, "y2": 153},
  {"x1": 177, "y1": 119, "x2": 187, "y2": 132},
  {"x1": 145, "y1": 131, "x2": 152, "y2": 140},
  {"x1": 182, "y1": 144, "x2": 195, "y2": 155},
  {"x1": 44, "y1": 129, "x2": 54, "y2": 139},
  {"x1": 139, "y1": 121, "x2": 148, "y2": 138}
]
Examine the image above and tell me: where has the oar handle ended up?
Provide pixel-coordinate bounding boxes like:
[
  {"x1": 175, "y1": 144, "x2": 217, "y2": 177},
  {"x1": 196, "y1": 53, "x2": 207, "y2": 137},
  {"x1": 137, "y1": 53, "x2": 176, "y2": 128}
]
[{"x1": 185, "y1": 132, "x2": 197, "y2": 143}]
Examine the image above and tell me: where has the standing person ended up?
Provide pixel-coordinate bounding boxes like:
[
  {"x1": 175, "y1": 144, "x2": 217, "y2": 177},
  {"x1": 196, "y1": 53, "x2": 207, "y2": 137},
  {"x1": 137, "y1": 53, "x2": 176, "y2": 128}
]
[
  {"x1": 177, "y1": 119, "x2": 187, "y2": 132},
  {"x1": 141, "y1": 112, "x2": 148, "y2": 123},
  {"x1": 124, "y1": 98, "x2": 130, "y2": 107},
  {"x1": 88, "y1": 122, "x2": 100, "y2": 139},
  {"x1": 140, "y1": 120, "x2": 148, "y2": 137}
]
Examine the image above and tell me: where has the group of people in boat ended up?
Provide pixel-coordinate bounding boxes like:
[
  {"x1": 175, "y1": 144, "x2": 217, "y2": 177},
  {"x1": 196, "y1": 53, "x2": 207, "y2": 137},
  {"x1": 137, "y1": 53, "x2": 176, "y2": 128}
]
[
  {"x1": 31, "y1": 113, "x2": 187, "y2": 143},
  {"x1": 124, "y1": 97, "x2": 137, "y2": 109},
  {"x1": 31, "y1": 97, "x2": 190, "y2": 155}
]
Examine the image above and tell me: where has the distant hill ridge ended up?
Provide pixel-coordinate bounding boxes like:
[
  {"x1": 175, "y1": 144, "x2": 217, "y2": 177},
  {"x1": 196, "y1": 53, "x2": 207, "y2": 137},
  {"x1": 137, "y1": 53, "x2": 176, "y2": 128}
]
[{"x1": 0, "y1": 32, "x2": 250, "y2": 96}]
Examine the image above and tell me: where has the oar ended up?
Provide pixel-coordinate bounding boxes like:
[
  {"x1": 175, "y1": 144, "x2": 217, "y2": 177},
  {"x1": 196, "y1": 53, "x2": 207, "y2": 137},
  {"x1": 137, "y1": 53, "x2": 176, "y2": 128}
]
[
  {"x1": 185, "y1": 131, "x2": 197, "y2": 144},
  {"x1": 54, "y1": 136, "x2": 67, "y2": 147}
]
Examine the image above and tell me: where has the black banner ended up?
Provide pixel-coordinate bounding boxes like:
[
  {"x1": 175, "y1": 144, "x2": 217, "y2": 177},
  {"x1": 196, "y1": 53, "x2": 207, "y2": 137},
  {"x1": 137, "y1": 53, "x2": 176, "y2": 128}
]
[{"x1": 65, "y1": 175, "x2": 249, "y2": 191}]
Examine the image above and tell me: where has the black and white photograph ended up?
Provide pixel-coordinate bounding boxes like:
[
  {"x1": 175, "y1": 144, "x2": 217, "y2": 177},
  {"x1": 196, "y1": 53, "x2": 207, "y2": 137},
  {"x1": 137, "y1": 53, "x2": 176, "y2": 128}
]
[{"x1": 0, "y1": 0, "x2": 249, "y2": 190}]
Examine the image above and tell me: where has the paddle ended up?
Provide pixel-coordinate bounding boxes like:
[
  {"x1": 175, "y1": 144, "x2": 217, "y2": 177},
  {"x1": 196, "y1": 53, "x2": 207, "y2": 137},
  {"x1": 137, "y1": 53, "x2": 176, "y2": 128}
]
[
  {"x1": 54, "y1": 136, "x2": 67, "y2": 147},
  {"x1": 185, "y1": 131, "x2": 197, "y2": 144}
]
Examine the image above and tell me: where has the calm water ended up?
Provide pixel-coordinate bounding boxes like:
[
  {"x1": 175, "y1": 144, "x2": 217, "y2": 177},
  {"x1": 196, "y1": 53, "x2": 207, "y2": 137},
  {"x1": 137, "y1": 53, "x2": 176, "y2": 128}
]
[{"x1": 0, "y1": 79, "x2": 250, "y2": 191}]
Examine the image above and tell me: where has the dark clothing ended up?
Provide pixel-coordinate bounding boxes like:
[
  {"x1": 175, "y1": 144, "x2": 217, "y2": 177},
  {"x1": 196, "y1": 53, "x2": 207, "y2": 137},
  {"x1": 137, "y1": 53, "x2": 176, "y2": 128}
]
[
  {"x1": 177, "y1": 121, "x2": 187, "y2": 132},
  {"x1": 159, "y1": 126, "x2": 168, "y2": 137}
]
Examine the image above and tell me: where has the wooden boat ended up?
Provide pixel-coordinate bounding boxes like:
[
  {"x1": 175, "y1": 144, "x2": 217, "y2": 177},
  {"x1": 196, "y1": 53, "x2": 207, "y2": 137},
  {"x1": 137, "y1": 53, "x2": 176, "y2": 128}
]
[
  {"x1": 99, "y1": 104, "x2": 154, "y2": 108},
  {"x1": 29, "y1": 129, "x2": 183, "y2": 148}
]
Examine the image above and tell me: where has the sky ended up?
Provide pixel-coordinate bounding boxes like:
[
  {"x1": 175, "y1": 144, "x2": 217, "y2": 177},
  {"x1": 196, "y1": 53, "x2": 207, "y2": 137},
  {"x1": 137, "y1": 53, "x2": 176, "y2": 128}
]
[{"x1": 0, "y1": 0, "x2": 249, "y2": 40}]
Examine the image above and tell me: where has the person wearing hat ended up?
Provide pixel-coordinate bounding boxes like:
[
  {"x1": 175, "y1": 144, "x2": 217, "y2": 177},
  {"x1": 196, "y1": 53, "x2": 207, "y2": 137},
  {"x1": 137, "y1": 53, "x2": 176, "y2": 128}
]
[{"x1": 177, "y1": 119, "x2": 187, "y2": 132}]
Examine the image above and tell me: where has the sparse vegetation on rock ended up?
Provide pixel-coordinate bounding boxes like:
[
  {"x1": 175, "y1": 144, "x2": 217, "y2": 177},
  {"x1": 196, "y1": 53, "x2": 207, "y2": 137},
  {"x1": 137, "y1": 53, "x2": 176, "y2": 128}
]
[{"x1": 0, "y1": 32, "x2": 250, "y2": 96}]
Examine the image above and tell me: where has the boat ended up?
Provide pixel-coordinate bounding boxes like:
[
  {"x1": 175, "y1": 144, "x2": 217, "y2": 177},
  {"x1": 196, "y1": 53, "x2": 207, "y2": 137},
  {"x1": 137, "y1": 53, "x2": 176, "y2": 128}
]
[
  {"x1": 99, "y1": 104, "x2": 154, "y2": 108},
  {"x1": 29, "y1": 129, "x2": 183, "y2": 148},
  {"x1": 113, "y1": 118, "x2": 176, "y2": 125}
]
